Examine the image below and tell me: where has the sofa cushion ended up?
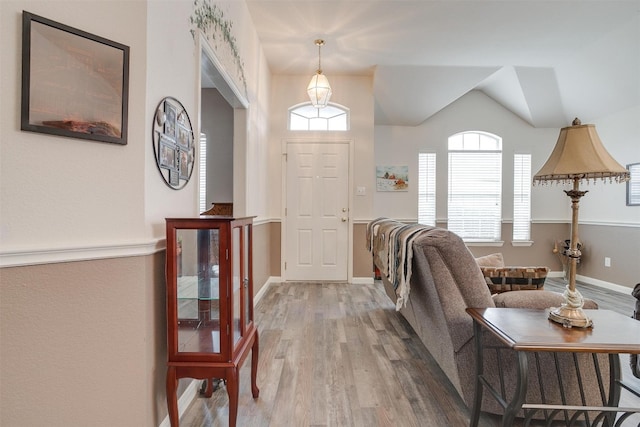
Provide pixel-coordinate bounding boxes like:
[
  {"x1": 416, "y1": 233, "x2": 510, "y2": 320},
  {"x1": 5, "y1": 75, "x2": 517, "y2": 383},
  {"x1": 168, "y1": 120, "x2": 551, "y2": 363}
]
[
  {"x1": 481, "y1": 266, "x2": 548, "y2": 293},
  {"x1": 475, "y1": 252, "x2": 505, "y2": 268},
  {"x1": 492, "y1": 290, "x2": 598, "y2": 309}
]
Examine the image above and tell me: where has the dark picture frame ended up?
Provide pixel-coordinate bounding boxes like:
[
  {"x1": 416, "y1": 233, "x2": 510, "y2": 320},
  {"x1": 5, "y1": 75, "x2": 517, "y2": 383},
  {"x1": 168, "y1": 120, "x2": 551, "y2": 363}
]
[{"x1": 21, "y1": 11, "x2": 130, "y2": 145}]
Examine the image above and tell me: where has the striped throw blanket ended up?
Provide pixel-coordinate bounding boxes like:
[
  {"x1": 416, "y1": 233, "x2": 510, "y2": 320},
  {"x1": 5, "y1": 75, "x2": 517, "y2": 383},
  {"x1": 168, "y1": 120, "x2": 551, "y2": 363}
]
[{"x1": 366, "y1": 218, "x2": 432, "y2": 310}]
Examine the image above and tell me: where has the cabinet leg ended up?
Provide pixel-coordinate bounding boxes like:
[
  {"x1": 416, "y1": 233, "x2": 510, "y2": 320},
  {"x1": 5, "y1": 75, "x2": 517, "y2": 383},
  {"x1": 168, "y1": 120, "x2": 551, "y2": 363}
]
[
  {"x1": 251, "y1": 331, "x2": 260, "y2": 398},
  {"x1": 201, "y1": 377, "x2": 215, "y2": 398},
  {"x1": 166, "y1": 366, "x2": 179, "y2": 427},
  {"x1": 226, "y1": 367, "x2": 239, "y2": 427}
]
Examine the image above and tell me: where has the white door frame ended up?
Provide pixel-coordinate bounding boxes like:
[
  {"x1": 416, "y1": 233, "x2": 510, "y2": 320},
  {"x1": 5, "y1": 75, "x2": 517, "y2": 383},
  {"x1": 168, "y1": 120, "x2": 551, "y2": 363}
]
[{"x1": 281, "y1": 138, "x2": 354, "y2": 282}]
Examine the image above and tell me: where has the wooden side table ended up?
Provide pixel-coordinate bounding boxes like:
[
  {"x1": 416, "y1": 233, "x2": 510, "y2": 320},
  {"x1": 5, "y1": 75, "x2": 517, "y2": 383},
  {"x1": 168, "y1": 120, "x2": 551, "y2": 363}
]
[{"x1": 466, "y1": 308, "x2": 640, "y2": 427}]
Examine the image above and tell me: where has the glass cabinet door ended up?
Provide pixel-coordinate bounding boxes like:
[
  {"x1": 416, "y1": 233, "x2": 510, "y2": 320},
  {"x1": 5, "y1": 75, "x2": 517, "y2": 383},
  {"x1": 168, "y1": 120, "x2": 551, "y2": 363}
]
[
  {"x1": 232, "y1": 226, "x2": 242, "y2": 346},
  {"x1": 175, "y1": 228, "x2": 221, "y2": 354},
  {"x1": 244, "y1": 224, "x2": 251, "y2": 327}
]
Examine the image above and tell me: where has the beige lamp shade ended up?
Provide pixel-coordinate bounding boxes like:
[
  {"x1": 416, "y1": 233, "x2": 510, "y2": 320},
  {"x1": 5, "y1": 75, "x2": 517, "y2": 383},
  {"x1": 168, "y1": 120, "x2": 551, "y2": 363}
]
[{"x1": 533, "y1": 119, "x2": 630, "y2": 184}]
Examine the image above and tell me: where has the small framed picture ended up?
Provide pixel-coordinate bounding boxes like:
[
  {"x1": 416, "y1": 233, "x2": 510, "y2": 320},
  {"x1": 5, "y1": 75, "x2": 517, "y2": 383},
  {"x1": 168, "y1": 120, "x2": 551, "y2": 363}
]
[
  {"x1": 376, "y1": 165, "x2": 409, "y2": 192},
  {"x1": 159, "y1": 135, "x2": 177, "y2": 170},
  {"x1": 177, "y1": 124, "x2": 191, "y2": 149},
  {"x1": 169, "y1": 170, "x2": 179, "y2": 186},
  {"x1": 178, "y1": 150, "x2": 190, "y2": 180},
  {"x1": 164, "y1": 101, "x2": 177, "y2": 138},
  {"x1": 177, "y1": 111, "x2": 187, "y2": 126}
]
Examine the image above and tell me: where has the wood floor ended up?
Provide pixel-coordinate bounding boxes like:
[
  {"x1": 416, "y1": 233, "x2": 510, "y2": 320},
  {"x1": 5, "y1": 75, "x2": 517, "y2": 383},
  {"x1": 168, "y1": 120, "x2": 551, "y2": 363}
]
[{"x1": 177, "y1": 280, "x2": 640, "y2": 427}]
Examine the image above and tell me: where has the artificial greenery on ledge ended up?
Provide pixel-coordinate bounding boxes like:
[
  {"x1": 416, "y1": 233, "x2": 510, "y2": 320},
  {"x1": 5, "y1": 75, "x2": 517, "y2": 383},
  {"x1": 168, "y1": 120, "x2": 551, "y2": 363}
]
[{"x1": 190, "y1": 0, "x2": 247, "y2": 94}]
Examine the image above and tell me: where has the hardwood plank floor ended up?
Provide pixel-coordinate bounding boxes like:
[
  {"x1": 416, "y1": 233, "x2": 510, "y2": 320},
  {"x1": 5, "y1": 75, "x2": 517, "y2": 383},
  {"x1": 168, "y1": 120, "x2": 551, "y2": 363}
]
[{"x1": 177, "y1": 280, "x2": 640, "y2": 427}]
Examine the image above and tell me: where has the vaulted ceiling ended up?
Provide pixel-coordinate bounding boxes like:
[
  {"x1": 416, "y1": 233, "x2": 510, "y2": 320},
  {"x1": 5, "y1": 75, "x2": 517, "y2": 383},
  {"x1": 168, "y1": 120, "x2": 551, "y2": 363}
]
[{"x1": 245, "y1": 0, "x2": 640, "y2": 127}]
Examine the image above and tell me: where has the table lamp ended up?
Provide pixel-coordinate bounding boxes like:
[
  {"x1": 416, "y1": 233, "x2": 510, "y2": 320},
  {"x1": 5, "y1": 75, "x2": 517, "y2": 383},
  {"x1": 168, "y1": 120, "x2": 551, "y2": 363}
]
[{"x1": 533, "y1": 118, "x2": 630, "y2": 328}]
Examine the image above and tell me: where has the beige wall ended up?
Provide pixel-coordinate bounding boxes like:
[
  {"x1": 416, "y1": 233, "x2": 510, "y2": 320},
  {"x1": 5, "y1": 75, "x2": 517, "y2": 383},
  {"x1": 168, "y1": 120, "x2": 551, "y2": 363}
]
[
  {"x1": 0, "y1": 254, "x2": 167, "y2": 426},
  {"x1": 1, "y1": 0, "x2": 273, "y2": 425},
  {"x1": 353, "y1": 220, "x2": 639, "y2": 290},
  {"x1": 578, "y1": 224, "x2": 640, "y2": 288},
  {"x1": 354, "y1": 221, "x2": 572, "y2": 278},
  {"x1": 252, "y1": 222, "x2": 274, "y2": 295},
  {"x1": 353, "y1": 222, "x2": 372, "y2": 278}
]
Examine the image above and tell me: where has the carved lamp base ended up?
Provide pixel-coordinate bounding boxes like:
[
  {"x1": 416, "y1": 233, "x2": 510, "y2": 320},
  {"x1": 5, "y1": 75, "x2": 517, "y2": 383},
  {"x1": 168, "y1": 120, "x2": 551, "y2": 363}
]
[{"x1": 548, "y1": 285, "x2": 593, "y2": 328}]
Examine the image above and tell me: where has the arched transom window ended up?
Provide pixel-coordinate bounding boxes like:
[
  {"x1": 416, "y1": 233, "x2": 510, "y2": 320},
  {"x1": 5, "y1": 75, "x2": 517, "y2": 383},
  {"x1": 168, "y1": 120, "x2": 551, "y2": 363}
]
[{"x1": 288, "y1": 102, "x2": 349, "y2": 131}]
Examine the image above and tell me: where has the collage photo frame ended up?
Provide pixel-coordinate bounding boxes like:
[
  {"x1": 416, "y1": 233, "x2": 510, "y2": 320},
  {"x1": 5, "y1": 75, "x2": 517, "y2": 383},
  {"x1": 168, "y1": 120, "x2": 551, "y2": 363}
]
[{"x1": 152, "y1": 97, "x2": 195, "y2": 190}]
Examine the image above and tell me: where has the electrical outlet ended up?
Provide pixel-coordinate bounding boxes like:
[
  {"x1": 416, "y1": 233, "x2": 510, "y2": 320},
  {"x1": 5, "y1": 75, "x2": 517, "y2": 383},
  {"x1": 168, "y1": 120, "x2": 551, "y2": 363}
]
[{"x1": 604, "y1": 257, "x2": 611, "y2": 267}]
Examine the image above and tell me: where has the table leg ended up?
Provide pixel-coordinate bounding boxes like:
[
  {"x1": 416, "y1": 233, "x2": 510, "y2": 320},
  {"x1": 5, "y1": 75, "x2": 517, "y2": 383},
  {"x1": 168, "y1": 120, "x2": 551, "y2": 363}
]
[
  {"x1": 470, "y1": 320, "x2": 483, "y2": 427},
  {"x1": 251, "y1": 330, "x2": 260, "y2": 399},
  {"x1": 604, "y1": 353, "x2": 621, "y2": 427},
  {"x1": 502, "y1": 351, "x2": 528, "y2": 427}
]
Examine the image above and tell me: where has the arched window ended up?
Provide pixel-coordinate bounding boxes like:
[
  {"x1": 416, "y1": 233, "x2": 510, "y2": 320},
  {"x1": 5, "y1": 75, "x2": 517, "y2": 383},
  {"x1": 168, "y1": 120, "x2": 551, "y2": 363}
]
[{"x1": 288, "y1": 102, "x2": 349, "y2": 131}]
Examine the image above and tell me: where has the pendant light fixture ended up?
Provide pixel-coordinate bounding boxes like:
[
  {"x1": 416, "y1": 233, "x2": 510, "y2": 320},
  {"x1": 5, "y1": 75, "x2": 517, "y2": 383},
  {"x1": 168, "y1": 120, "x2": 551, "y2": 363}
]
[{"x1": 307, "y1": 39, "x2": 332, "y2": 108}]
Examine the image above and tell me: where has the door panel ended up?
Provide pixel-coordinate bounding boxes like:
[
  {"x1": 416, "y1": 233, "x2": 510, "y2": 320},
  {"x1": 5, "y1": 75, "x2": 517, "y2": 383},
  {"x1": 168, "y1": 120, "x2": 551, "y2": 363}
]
[{"x1": 286, "y1": 142, "x2": 349, "y2": 281}]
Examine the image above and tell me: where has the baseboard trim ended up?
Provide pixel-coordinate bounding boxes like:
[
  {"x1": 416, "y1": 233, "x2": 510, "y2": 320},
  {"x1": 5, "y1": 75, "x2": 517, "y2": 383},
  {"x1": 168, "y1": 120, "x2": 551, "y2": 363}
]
[
  {"x1": 549, "y1": 271, "x2": 633, "y2": 295},
  {"x1": 576, "y1": 274, "x2": 635, "y2": 295},
  {"x1": 255, "y1": 276, "x2": 281, "y2": 303},
  {"x1": 351, "y1": 276, "x2": 374, "y2": 285}
]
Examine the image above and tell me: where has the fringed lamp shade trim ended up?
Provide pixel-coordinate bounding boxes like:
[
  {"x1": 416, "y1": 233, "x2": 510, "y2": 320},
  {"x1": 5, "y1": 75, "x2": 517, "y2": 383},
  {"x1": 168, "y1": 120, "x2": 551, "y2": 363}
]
[{"x1": 533, "y1": 123, "x2": 630, "y2": 185}]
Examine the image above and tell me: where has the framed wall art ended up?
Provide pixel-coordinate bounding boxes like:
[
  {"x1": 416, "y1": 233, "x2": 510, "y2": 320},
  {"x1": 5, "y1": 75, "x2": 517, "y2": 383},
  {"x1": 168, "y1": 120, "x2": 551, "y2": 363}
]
[
  {"x1": 376, "y1": 165, "x2": 409, "y2": 192},
  {"x1": 152, "y1": 97, "x2": 195, "y2": 190},
  {"x1": 21, "y1": 11, "x2": 130, "y2": 145}
]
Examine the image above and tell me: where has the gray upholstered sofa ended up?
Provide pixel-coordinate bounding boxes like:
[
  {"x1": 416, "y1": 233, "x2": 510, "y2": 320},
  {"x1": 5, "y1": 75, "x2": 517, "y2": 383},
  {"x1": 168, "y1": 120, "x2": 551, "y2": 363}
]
[{"x1": 367, "y1": 219, "x2": 610, "y2": 418}]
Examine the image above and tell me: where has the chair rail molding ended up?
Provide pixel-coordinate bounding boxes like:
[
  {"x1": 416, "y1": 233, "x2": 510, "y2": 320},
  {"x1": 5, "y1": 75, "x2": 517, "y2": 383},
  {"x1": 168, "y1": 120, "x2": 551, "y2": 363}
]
[{"x1": 0, "y1": 238, "x2": 165, "y2": 268}]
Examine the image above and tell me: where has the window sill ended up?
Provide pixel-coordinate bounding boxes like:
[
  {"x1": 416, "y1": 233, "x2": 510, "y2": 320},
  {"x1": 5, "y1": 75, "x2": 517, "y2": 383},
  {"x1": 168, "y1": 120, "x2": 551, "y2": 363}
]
[
  {"x1": 511, "y1": 240, "x2": 534, "y2": 247},
  {"x1": 465, "y1": 241, "x2": 504, "y2": 247}
]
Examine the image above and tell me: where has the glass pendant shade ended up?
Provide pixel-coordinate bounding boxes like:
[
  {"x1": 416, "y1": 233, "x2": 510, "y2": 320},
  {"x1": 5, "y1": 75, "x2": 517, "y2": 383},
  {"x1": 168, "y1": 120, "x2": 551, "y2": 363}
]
[{"x1": 307, "y1": 72, "x2": 332, "y2": 108}]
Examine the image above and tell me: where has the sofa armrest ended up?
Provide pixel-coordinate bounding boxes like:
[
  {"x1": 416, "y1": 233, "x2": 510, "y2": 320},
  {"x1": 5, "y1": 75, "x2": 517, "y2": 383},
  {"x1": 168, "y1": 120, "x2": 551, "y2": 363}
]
[{"x1": 492, "y1": 290, "x2": 598, "y2": 309}]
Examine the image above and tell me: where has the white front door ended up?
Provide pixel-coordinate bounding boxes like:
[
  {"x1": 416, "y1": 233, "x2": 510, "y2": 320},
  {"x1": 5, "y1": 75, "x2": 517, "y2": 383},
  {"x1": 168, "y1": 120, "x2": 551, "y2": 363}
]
[{"x1": 285, "y1": 142, "x2": 350, "y2": 281}]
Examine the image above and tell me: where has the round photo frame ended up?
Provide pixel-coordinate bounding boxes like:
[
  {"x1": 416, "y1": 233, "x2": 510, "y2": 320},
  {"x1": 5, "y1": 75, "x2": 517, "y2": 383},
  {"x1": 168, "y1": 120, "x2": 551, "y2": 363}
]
[{"x1": 152, "y1": 97, "x2": 195, "y2": 190}]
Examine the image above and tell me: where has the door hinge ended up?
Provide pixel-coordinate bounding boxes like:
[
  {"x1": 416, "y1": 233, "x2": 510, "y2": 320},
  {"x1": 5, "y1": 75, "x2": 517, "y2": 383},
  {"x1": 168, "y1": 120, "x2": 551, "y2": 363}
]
[
  {"x1": 227, "y1": 324, "x2": 230, "y2": 335},
  {"x1": 226, "y1": 249, "x2": 228, "y2": 260},
  {"x1": 284, "y1": 262, "x2": 287, "y2": 270}
]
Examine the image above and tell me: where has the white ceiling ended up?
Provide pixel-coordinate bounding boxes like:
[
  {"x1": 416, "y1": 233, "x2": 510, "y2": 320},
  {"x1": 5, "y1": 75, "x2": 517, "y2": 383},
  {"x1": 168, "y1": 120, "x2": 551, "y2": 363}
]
[{"x1": 244, "y1": 0, "x2": 640, "y2": 127}]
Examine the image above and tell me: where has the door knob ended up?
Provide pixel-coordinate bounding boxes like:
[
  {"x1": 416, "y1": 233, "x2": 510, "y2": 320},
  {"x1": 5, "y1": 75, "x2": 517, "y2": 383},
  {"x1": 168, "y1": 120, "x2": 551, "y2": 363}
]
[{"x1": 341, "y1": 217, "x2": 347, "y2": 222}]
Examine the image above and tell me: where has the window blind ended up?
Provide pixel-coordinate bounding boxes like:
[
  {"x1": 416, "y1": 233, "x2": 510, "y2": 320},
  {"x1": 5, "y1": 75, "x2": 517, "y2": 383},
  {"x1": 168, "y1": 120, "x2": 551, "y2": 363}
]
[
  {"x1": 448, "y1": 135, "x2": 502, "y2": 241},
  {"x1": 628, "y1": 163, "x2": 640, "y2": 206},
  {"x1": 198, "y1": 133, "x2": 207, "y2": 213},
  {"x1": 418, "y1": 153, "x2": 436, "y2": 226},
  {"x1": 513, "y1": 154, "x2": 532, "y2": 241}
]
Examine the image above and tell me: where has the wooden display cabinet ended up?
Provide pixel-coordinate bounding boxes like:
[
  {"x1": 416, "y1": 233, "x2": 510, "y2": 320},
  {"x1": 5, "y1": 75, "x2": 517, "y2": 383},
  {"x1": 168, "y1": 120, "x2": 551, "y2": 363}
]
[{"x1": 165, "y1": 216, "x2": 259, "y2": 427}]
